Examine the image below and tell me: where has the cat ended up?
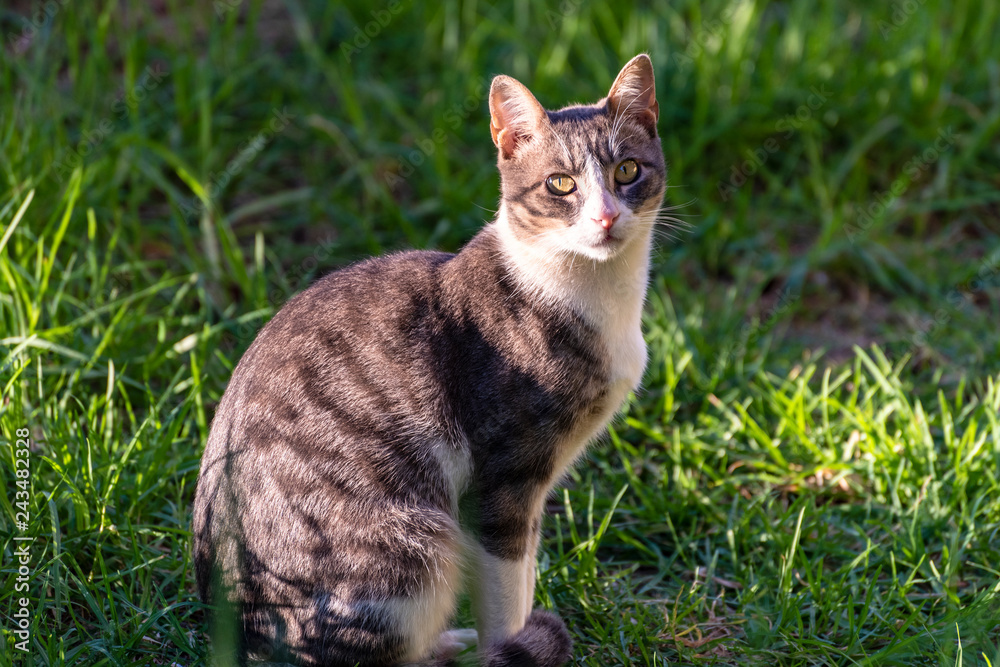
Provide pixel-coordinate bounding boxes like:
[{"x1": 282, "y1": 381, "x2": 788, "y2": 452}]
[{"x1": 192, "y1": 53, "x2": 666, "y2": 667}]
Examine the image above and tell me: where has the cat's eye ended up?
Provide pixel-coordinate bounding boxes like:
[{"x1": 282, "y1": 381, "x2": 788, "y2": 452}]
[
  {"x1": 614, "y1": 159, "x2": 640, "y2": 185},
  {"x1": 545, "y1": 174, "x2": 576, "y2": 195}
]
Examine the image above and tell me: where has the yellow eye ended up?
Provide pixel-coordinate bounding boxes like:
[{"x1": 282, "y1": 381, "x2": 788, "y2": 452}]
[
  {"x1": 615, "y1": 159, "x2": 639, "y2": 184},
  {"x1": 545, "y1": 174, "x2": 576, "y2": 195}
]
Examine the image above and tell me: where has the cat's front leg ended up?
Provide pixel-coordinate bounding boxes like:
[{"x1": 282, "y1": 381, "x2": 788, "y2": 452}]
[
  {"x1": 467, "y1": 496, "x2": 571, "y2": 666},
  {"x1": 468, "y1": 537, "x2": 536, "y2": 644},
  {"x1": 465, "y1": 489, "x2": 542, "y2": 644}
]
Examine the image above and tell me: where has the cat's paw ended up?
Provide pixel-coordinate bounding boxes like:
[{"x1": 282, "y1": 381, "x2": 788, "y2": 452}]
[
  {"x1": 433, "y1": 628, "x2": 479, "y2": 659},
  {"x1": 483, "y1": 610, "x2": 572, "y2": 667}
]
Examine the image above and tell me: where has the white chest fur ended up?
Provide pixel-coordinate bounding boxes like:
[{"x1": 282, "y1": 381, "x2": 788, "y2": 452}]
[
  {"x1": 493, "y1": 210, "x2": 652, "y2": 481},
  {"x1": 493, "y1": 209, "x2": 652, "y2": 401}
]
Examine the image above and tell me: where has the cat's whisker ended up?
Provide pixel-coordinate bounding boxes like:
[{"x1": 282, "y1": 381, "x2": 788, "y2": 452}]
[
  {"x1": 643, "y1": 208, "x2": 694, "y2": 220},
  {"x1": 652, "y1": 233, "x2": 683, "y2": 247},
  {"x1": 632, "y1": 216, "x2": 693, "y2": 240},
  {"x1": 608, "y1": 96, "x2": 623, "y2": 157},
  {"x1": 636, "y1": 209, "x2": 681, "y2": 222},
  {"x1": 638, "y1": 207, "x2": 698, "y2": 228},
  {"x1": 654, "y1": 216, "x2": 695, "y2": 226},
  {"x1": 650, "y1": 216, "x2": 694, "y2": 230},
  {"x1": 657, "y1": 199, "x2": 698, "y2": 212},
  {"x1": 637, "y1": 220, "x2": 686, "y2": 245},
  {"x1": 545, "y1": 124, "x2": 574, "y2": 166},
  {"x1": 657, "y1": 215, "x2": 695, "y2": 228},
  {"x1": 606, "y1": 85, "x2": 620, "y2": 154}
]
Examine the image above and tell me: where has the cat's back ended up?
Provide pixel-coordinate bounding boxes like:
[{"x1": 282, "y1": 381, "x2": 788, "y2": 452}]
[
  {"x1": 252, "y1": 247, "x2": 453, "y2": 357},
  {"x1": 216, "y1": 247, "x2": 454, "y2": 423}
]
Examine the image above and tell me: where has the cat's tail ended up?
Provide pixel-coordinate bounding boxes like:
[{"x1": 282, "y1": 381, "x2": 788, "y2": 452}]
[{"x1": 483, "y1": 610, "x2": 572, "y2": 667}]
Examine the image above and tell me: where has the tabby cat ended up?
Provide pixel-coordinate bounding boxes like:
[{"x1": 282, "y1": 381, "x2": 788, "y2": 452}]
[{"x1": 193, "y1": 53, "x2": 666, "y2": 666}]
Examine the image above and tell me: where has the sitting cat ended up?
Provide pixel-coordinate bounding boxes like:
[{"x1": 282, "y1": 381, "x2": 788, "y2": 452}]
[{"x1": 193, "y1": 53, "x2": 666, "y2": 666}]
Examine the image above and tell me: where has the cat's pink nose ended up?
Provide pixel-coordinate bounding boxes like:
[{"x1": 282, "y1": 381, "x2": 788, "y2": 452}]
[
  {"x1": 591, "y1": 192, "x2": 620, "y2": 230},
  {"x1": 595, "y1": 213, "x2": 619, "y2": 230}
]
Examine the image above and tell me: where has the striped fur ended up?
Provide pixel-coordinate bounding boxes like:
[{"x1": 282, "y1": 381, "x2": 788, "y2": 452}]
[{"x1": 193, "y1": 54, "x2": 665, "y2": 667}]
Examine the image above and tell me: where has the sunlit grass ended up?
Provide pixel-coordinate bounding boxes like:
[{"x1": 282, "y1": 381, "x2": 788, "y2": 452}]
[{"x1": 1, "y1": 0, "x2": 999, "y2": 664}]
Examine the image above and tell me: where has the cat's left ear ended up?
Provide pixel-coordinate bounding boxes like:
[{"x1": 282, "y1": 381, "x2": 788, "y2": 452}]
[
  {"x1": 489, "y1": 75, "x2": 547, "y2": 159},
  {"x1": 607, "y1": 54, "x2": 659, "y2": 136}
]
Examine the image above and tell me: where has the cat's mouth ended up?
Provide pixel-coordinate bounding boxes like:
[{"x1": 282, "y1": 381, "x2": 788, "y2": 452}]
[
  {"x1": 593, "y1": 231, "x2": 621, "y2": 248},
  {"x1": 578, "y1": 230, "x2": 626, "y2": 260}
]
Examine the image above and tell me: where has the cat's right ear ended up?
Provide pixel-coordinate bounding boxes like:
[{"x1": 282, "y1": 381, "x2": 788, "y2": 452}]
[
  {"x1": 607, "y1": 54, "x2": 659, "y2": 136},
  {"x1": 489, "y1": 75, "x2": 547, "y2": 159}
]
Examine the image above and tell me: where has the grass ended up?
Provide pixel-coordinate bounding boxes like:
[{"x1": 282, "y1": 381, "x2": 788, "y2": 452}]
[{"x1": 1, "y1": 0, "x2": 999, "y2": 664}]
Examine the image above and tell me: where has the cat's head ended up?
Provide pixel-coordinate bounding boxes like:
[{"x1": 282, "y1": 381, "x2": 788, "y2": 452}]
[{"x1": 489, "y1": 54, "x2": 666, "y2": 262}]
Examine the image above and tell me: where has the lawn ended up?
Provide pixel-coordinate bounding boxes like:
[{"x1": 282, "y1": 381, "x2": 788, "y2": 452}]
[{"x1": 1, "y1": 0, "x2": 999, "y2": 665}]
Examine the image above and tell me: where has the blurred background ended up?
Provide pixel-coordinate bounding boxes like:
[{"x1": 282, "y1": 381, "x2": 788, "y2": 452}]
[
  {"x1": 1, "y1": 1, "x2": 999, "y2": 665},
  {"x1": 4, "y1": 0, "x2": 999, "y2": 373}
]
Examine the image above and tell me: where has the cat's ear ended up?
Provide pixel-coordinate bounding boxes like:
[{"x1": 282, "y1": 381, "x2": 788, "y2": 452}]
[
  {"x1": 489, "y1": 75, "x2": 547, "y2": 159},
  {"x1": 607, "y1": 54, "x2": 659, "y2": 136}
]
